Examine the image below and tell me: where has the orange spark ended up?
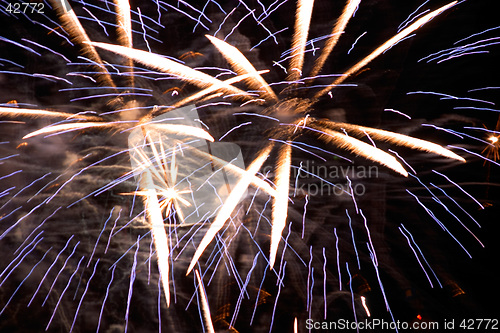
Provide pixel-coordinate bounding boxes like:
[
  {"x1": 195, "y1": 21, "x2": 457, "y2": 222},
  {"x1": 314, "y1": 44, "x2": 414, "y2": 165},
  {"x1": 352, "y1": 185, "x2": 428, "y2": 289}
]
[
  {"x1": 314, "y1": 1, "x2": 458, "y2": 99},
  {"x1": 141, "y1": 169, "x2": 171, "y2": 306},
  {"x1": 269, "y1": 142, "x2": 292, "y2": 268},
  {"x1": 195, "y1": 270, "x2": 215, "y2": 333},
  {"x1": 287, "y1": 0, "x2": 315, "y2": 82},
  {"x1": 91, "y1": 42, "x2": 251, "y2": 100},
  {"x1": 315, "y1": 127, "x2": 409, "y2": 176},
  {"x1": 205, "y1": 35, "x2": 277, "y2": 102},
  {"x1": 187, "y1": 142, "x2": 274, "y2": 275},
  {"x1": 309, "y1": 0, "x2": 361, "y2": 78}
]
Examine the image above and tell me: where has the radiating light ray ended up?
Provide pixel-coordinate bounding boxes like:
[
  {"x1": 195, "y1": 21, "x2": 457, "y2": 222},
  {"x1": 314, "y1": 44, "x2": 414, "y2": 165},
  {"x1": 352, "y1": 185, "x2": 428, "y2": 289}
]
[
  {"x1": 309, "y1": 0, "x2": 361, "y2": 78},
  {"x1": 1, "y1": 197, "x2": 49, "y2": 240},
  {"x1": 314, "y1": 127, "x2": 408, "y2": 176},
  {"x1": 361, "y1": 296, "x2": 371, "y2": 317},
  {"x1": 142, "y1": 169, "x2": 171, "y2": 306},
  {"x1": 22, "y1": 122, "x2": 116, "y2": 139},
  {"x1": 398, "y1": 1, "x2": 430, "y2": 32},
  {"x1": 205, "y1": 35, "x2": 277, "y2": 101},
  {"x1": 187, "y1": 142, "x2": 274, "y2": 275},
  {"x1": 348, "y1": 31, "x2": 367, "y2": 54},
  {"x1": 269, "y1": 142, "x2": 292, "y2": 269},
  {"x1": 368, "y1": 245, "x2": 392, "y2": 317},
  {"x1": 0, "y1": 0, "x2": 494, "y2": 331},
  {"x1": 318, "y1": 119, "x2": 465, "y2": 162},
  {"x1": 407, "y1": 90, "x2": 495, "y2": 105},
  {"x1": 114, "y1": 0, "x2": 136, "y2": 91},
  {"x1": 190, "y1": 147, "x2": 277, "y2": 197},
  {"x1": 0, "y1": 107, "x2": 100, "y2": 121},
  {"x1": 42, "y1": 240, "x2": 80, "y2": 307},
  {"x1": 50, "y1": 0, "x2": 116, "y2": 88},
  {"x1": 314, "y1": 1, "x2": 458, "y2": 99},
  {"x1": 287, "y1": 0, "x2": 314, "y2": 81},
  {"x1": 170, "y1": 70, "x2": 270, "y2": 110},
  {"x1": 114, "y1": 0, "x2": 132, "y2": 48},
  {"x1": 451, "y1": 145, "x2": 500, "y2": 167},
  {"x1": 138, "y1": 123, "x2": 215, "y2": 142},
  {"x1": 194, "y1": 270, "x2": 215, "y2": 333},
  {"x1": 347, "y1": 176, "x2": 359, "y2": 213},
  {"x1": 91, "y1": 42, "x2": 251, "y2": 99}
]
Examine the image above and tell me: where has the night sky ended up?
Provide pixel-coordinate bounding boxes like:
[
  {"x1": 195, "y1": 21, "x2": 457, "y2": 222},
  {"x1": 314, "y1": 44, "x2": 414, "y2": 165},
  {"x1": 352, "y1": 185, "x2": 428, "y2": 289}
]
[{"x1": 0, "y1": 1, "x2": 499, "y2": 332}]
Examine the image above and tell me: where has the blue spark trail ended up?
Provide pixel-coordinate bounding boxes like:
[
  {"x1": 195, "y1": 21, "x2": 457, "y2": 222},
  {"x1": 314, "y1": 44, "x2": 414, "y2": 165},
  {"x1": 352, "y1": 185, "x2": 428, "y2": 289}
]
[
  {"x1": 87, "y1": 207, "x2": 119, "y2": 267},
  {"x1": 302, "y1": 194, "x2": 309, "y2": 238},
  {"x1": 400, "y1": 224, "x2": 442, "y2": 288},
  {"x1": 124, "y1": 236, "x2": 140, "y2": 333},
  {"x1": 158, "y1": 1, "x2": 209, "y2": 30},
  {"x1": 409, "y1": 174, "x2": 483, "y2": 246},
  {"x1": 450, "y1": 145, "x2": 500, "y2": 167},
  {"x1": 269, "y1": 261, "x2": 286, "y2": 333},
  {"x1": 346, "y1": 209, "x2": 360, "y2": 269},
  {"x1": 346, "y1": 262, "x2": 359, "y2": 333},
  {"x1": 28, "y1": 235, "x2": 75, "y2": 307},
  {"x1": 14, "y1": 207, "x2": 61, "y2": 255},
  {"x1": 0, "y1": 232, "x2": 44, "y2": 288},
  {"x1": 69, "y1": 259, "x2": 100, "y2": 333},
  {"x1": 0, "y1": 172, "x2": 51, "y2": 211},
  {"x1": 0, "y1": 246, "x2": 52, "y2": 316},
  {"x1": 399, "y1": 226, "x2": 434, "y2": 287},
  {"x1": 250, "y1": 261, "x2": 269, "y2": 325},
  {"x1": 368, "y1": 244, "x2": 398, "y2": 332},
  {"x1": 406, "y1": 190, "x2": 472, "y2": 258},
  {"x1": 306, "y1": 246, "x2": 313, "y2": 313},
  {"x1": 334, "y1": 227, "x2": 341, "y2": 290},
  {"x1": 348, "y1": 32, "x2": 367, "y2": 54},
  {"x1": 96, "y1": 265, "x2": 116, "y2": 333},
  {"x1": 46, "y1": 255, "x2": 85, "y2": 331},
  {"x1": 398, "y1": 1, "x2": 430, "y2": 32},
  {"x1": 42, "y1": 240, "x2": 80, "y2": 307},
  {"x1": 384, "y1": 108, "x2": 412, "y2": 119},
  {"x1": 432, "y1": 170, "x2": 484, "y2": 209},
  {"x1": 322, "y1": 247, "x2": 327, "y2": 320},
  {"x1": 229, "y1": 252, "x2": 260, "y2": 328},
  {"x1": 430, "y1": 184, "x2": 480, "y2": 227},
  {"x1": 407, "y1": 91, "x2": 495, "y2": 105},
  {"x1": 360, "y1": 209, "x2": 377, "y2": 266}
]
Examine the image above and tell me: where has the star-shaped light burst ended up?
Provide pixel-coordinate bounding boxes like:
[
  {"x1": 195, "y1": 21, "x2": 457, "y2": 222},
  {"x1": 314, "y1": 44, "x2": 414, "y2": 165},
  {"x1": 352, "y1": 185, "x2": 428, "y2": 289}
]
[{"x1": 0, "y1": 0, "x2": 464, "y2": 306}]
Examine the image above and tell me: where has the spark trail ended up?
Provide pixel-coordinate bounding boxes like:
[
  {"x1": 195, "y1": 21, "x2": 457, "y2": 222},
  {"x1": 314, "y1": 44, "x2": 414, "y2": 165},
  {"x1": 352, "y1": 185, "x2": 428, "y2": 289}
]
[{"x1": 0, "y1": 0, "x2": 497, "y2": 332}]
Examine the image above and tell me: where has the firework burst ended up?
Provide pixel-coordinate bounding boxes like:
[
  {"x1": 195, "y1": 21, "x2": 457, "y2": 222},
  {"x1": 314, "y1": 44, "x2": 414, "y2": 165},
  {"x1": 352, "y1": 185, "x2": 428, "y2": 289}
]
[{"x1": 0, "y1": 0, "x2": 498, "y2": 332}]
